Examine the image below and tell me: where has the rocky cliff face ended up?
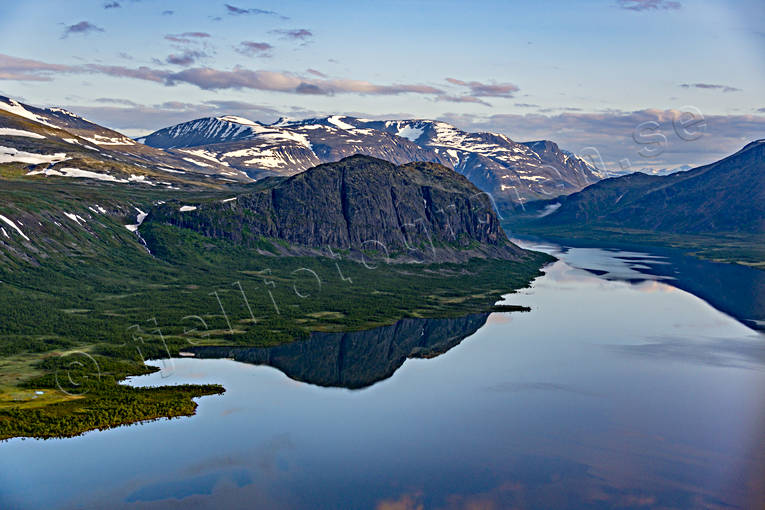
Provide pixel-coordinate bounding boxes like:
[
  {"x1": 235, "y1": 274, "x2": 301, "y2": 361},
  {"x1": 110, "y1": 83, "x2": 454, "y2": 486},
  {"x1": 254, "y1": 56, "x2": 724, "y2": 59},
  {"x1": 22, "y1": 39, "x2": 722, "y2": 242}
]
[
  {"x1": 145, "y1": 155, "x2": 526, "y2": 262},
  {"x1": 189, "y1": 313, "x2": 490, "y2": 388}
]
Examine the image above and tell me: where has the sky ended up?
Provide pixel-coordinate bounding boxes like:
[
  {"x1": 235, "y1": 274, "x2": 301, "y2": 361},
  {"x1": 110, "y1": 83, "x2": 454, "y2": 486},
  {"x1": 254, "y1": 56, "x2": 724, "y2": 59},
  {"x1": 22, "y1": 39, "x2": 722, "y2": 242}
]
[{"x1": 0, "y1": 0, "x2": 763, "y2": 171}]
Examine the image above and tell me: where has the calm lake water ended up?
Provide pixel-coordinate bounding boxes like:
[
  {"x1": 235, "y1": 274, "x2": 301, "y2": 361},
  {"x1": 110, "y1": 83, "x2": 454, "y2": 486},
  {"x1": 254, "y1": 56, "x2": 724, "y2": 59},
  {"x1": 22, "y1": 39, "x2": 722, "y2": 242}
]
[{"x1": 2, "y1": 241, "x2": 764, "y2": 510}]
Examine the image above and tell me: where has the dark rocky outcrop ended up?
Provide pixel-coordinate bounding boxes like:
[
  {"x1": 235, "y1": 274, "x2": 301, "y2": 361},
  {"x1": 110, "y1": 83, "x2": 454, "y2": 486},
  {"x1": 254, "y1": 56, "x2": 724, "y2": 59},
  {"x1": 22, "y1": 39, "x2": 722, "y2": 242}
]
[{"x1": 145, "y1": 155, "x2": 527, "y2": 262}]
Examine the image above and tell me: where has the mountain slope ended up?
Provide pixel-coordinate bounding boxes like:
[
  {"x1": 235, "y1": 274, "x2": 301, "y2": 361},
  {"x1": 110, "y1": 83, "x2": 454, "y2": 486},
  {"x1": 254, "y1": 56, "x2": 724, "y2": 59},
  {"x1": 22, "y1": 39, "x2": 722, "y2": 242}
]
[
  {"x1": 0, "y1": 96, "x2": 250, "y2": 186},
  {"x1": 143, "y1": 155, "x2": 526, "y2": 262},
  {"x1": 536, "y1": 140, "x2": 765, "y2": 235}
]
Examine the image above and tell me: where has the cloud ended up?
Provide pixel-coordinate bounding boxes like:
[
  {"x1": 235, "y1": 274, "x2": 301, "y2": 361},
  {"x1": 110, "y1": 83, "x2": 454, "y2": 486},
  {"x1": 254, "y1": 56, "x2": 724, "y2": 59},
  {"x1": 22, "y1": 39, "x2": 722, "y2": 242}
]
[
  {"x1": 317, "y1": 79, "x2": 443, "y2": 96},
  {"x1": 203, "y1": 99, "x2": 278, "y2": 113},
  {"x1": 680, "y1": 83, "x2": 741, "y2": 93},
  {"x1": 306, "y1": 68, "x2": 326, "y2": 78},
  {"x1": 446, "y1": 77, "x2": 520, "y2": 98},
  {"x1": 161, "y1": 10, "x2": 174, "y2": 15},
  {"x1": 0, "y1": 52, "x2": 443, "y2": 98},
  {"x1": 95, "y1": 97, "x2": 140, "y2": 106},
  {"x1": 103, "y1": 1, "x2": 120, "y2": 8},
  {"x1": 0, "y1": 54, "x2": 74, "y2": 81},
  {"x1": 235, "y1": 41, "x2": 274, "y2": 57},
  {"x1": 166, "y1": 50, "x2": 208, "y2": 66},
  {"x1": 438, "y1": 95, "x2": 491, "y2": 107},
  {"x1": 225, "y1": 4, "x2": 286, "y2": 18},
  {"x1": 537, "y1": 106, "x2": 583, "y2": 112},
  {"x1": 61, "y1": 21, "x2": 104, "y2": 38},
  {"x1": 270, "y1": 29, "x2": 312, "y2": 41},
  {"x1": 295, "y1": 83, "x2": 324, "y2": 94},
  {"x1": 87, "y1": 64, "x2": 443, "y2": 96},
  {"x1": 758, "y1": 107, "x2": 765, "y2": 113},
  {"x1": 84, "y1": 64, "x2": 168, "y2": 83},
  {"x1": 515, "y1": 103, "x2": 539, "y2": 108},
  {"x1": 164, "y1": 32, "x2": 211, "y2": 44},
  {"x1": 617, "y1": 0, "x2": 682, "y2": 10}
]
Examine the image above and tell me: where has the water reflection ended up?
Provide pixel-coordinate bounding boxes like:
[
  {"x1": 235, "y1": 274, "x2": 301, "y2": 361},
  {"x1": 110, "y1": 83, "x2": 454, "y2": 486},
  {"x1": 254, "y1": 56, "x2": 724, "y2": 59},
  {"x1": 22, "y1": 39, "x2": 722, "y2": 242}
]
[
  {"x1": 516, "y1": 237, "x2": 765, "y2": 331},
  {"x1": 1, "y1": 242, "x2": 764, "y2": 510},
  {"x1": 188, "y1": 314, "x2": 489, "y2": 389}
]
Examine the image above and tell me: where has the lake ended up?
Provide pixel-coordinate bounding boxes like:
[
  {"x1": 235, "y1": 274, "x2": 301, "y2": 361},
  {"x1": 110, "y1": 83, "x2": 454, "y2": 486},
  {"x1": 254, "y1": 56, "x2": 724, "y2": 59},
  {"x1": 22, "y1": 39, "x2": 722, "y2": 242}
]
[{"x1": 1, "y1": 240, "x2": 764, "y2": 509}]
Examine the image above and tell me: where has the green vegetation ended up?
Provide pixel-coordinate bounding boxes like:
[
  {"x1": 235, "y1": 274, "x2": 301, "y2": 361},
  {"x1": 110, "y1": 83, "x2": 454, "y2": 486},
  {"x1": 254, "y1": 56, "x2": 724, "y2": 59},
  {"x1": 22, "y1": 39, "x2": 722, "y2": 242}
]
[
  {"x1": 0, "y1": 354, "x2": 223, "y2": 440},
  {"x1": 0, "y1": 180, "x2": 552, "y2": 440}
]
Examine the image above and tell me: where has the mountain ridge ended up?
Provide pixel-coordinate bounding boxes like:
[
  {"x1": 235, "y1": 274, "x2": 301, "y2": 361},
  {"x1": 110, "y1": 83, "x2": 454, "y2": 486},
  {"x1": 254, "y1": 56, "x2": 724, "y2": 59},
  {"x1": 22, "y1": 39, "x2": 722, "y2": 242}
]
[
  {"x1": 534, "y1": 139, "x2": 765, "y2": 235},
  {"x1": 140, "y1": 114, "x2": 600, "y2": 206}
]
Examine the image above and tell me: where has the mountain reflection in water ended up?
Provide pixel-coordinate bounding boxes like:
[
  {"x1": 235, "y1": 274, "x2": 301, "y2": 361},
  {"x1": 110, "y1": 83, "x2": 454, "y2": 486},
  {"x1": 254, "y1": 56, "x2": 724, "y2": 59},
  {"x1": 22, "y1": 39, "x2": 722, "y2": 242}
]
[{"x1": 189, "y1": 314, "x2": 490, "y2": 389}]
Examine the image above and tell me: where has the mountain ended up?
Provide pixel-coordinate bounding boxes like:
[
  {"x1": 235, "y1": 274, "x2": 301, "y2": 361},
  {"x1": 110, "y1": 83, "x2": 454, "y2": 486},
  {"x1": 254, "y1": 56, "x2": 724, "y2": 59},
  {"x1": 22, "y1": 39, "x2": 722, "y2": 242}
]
[
  {"x1": 140, "y1": 115, "x2": 599, "y2": 206},
  {"x1": 0, "y1": 96, "x2": 250, "y2": 186},
  {"x1": 143, "y1": 155, "x2": 525, "y2": 262},
  {"x1": 530, "y1": 140, "x2": 765, "y2": 235},
  {"x1": 2, "y1": 95, "x2": 599, "y2": 211},
  {"x1": 139, "y1": 114, "x2": 448, "y2": 180}
]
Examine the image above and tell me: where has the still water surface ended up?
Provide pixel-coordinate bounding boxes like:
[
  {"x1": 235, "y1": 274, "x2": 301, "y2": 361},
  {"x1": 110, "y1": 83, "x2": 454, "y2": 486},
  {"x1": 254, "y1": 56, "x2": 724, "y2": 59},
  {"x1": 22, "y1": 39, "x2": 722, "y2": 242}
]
[{"x1": 1, "y1": 241, "x2": 763, "y2": 509}]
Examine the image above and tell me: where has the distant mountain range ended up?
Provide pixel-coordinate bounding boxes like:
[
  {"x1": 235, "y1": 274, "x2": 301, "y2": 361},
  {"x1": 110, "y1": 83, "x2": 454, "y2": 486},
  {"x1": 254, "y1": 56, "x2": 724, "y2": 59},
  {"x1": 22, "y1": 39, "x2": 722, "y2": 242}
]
[
  {"x1": 527, "y1": 139, "x2": 765, "y2": 235},
  {"x1": 140, "y1": 114, "x2": 601, "y2": 207},
  {"x1": 1, "y1": 96, "x2": 600, "y2": 209}
]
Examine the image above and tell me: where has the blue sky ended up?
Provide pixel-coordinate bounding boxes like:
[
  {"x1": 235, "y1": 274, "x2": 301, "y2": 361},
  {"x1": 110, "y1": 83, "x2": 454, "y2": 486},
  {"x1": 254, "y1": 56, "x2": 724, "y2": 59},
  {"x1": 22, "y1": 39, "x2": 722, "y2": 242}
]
[{"x1": 0, "y1": 0, "x2": 763, "y2": 169}]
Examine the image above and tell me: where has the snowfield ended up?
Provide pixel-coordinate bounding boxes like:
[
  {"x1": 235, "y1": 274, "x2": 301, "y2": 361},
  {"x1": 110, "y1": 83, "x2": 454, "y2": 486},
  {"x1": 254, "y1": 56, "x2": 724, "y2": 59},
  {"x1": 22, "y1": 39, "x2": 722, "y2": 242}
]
[
  {"x1": 1, "y1": 146, "x2": 68, "y2": 165},
  {"x1": 0, "y1": 128, "x2": 46, "y2": 139}
]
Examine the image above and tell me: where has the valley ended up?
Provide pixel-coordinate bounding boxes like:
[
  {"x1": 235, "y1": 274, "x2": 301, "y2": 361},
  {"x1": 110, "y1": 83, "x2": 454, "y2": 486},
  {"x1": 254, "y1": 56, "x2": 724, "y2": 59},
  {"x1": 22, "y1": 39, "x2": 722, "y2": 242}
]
[{"x1": 0, "y1": 153, "x2": 551, "y2": 440}]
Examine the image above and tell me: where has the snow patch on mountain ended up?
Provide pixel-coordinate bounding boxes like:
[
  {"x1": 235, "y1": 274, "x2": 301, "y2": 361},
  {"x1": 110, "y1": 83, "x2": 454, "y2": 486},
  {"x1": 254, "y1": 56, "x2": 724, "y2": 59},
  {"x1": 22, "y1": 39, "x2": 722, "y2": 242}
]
[
  {"x1": 27, "y1": 167, "x2": 128, "y2": 182},
  {"x1": 396, "y1": 125, "x2": 424, "y2": 142},
  {"x1": 81, "y1": 134, "x2": 135, "y2": 146},
  {"x1": 327, "y1": 115, "x2": 355, "y2": 130},
  {"x1": 0, "y1": 97, "x2": 57, "y2": 128},
  {"x1": 0, "y1": 128, "x2": 46, "y2": 139},
  {"x1": 1, "y1": 146, "x2": 68, "y2": 165},
  {"x1": 0, "y1": 214, "x2": 30, "y2": 241}
]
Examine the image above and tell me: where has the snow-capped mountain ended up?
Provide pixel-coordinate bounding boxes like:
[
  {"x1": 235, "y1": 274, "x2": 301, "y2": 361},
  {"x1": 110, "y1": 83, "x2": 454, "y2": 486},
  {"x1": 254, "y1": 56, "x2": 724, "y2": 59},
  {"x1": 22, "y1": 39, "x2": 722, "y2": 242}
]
[
  {"x1": 347, "y1": 119, "x2": 599, "y2": 206},
  {"x1": 141, "y1": 115, "x2": 599, "y2": 207},
  {"x1": 0, "y1": 95, "x2": 601, "y2": 205},
  {"x1": 633, "y1": 164, "x2": 694, "y2": 176},
  {"x1": 0, "y1": 96, "x2": 249, "y2": 186},
  {"x1": 140, "y1": 115, "x2": 448, "y2": 179}
]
